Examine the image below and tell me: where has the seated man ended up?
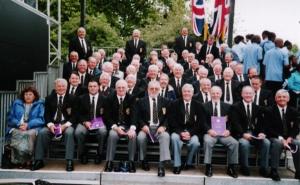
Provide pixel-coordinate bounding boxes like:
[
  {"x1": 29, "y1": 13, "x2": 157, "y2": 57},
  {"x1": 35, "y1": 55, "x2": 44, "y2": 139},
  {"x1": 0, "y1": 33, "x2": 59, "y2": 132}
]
[
  {"x1": 169, "y1": 84, "x2": 205, "y2": 174},
  {"x1": 104, "y1": 80, "x2": 137, "y2": 173},
  {"x1": 203, "y1": 86, "x2": 238, "y2": 178},
  {"x1": 31, "y1": 78, "x2": 76, "y2": 172},
  {"x1": 75, "y1": 80, "x2": 107, "y2": 164},
  {"x1": 230, "y1": 86, "x2": 270, "y2": 177},
  {"x1": 136, "y1": 81, "x2": 171, "y2": 177},
  {"x1": 265, "y1": 89, "x2": 300, "y2": 181}
]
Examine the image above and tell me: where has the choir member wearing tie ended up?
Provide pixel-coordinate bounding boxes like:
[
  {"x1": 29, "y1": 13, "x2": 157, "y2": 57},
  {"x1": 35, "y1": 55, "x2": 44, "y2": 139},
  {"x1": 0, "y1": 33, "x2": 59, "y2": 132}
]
[
  {"x1": 233, "y1": 63, "x2": 248, "y2": 84},
  {"x1": 125, "y1": 29, "x2": 147, "y2": 63},
  {"x1": 169, "y1": 64, "x2": 188, "y2": 99},
  {"x1": 250, "y1": 76, "x2": 273, "y2": 107},
  {"x1": 136, "y1": 81, "x2": 171, "y2": 177},
  {"x1": 159, "y1": 73, "x2": 176, "y2": 101},
  {"x1": 68, "y1": 27, "x2": 92, "y2": 60},
  {"x1": 174, "y1": 27, "x2": 196, "y2": 59},
  {"x1": 75, "y1": 80, "x2": 107, "y2": 164},
  {"x1": 104, "y1": 80, "x2": 137, "y2": 172},
  {"x1": 202, "y1": 86, "x2": 238, "y2": 178},
  {"x1": 230, "y1": 86, "x2": 270, "y2": 177},
  {"x1": 193, "y1": 78, "x2": 211, "y2": 104},
  {"x1": 87, "y1": 57, "x2": 101, "y2": 79},
  {"x1": 192, "y1": 67, "x2": 209, "y2": 94},
  {"x1": 63, "y1": 51, "x2": 79, "y2": 80},
  {"x1": 222, "y1": 53, "x2": 234, "y2": 70},
  {"x1": 216, "y1": 67, "x2": 241, "y2": 104},
  {"x1": 177, "y1": 50, "x2": 189, "y2": 69},
  {"x1": 199, "y1": 35, "x2": 220, "y2": 62},
  {"x1": 98, "y1": 72, "x2": 115, "y2": 97},
  {"x1": 264, "y1": 89, "x2": 300, "y2": 181},
  {"x1": 67, "y1": 72, "x2": 87, "y2": 96},
  {"x1": 125, "y1": 74, "x2": 144, "y2": 101},
  {"x1": 169, "y1": 84, "x2": 205, "y2": 174},
  {"x1": 31, "y1": 79, "x2": 76, "y2": 171},
  {"x1": 208, "y1": 64, "x2": 223, "y2": 84},
  {"x1": 184, "y1": 59, "x2": 200, "y2": 82},
  {"x1": 112, "y1": 58, "x2": 124, "y2": 80},
  {"x1": 77, "y1": 59, "x2": 93, "y2": 88}
]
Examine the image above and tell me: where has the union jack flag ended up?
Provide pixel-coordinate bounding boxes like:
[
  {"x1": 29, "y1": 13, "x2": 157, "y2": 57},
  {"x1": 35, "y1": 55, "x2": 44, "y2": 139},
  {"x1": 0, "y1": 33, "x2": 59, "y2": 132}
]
[
  {"x1": 191, "y1": 0, "x2": 205, "y2": 36},
  {"x1": 211, "y1": 0, "x2": 230, "y2": 37}
]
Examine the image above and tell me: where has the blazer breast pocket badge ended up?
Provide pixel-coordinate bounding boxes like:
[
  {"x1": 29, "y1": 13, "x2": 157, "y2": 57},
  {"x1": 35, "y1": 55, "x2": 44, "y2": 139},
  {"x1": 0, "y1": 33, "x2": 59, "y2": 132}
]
[
  {"x1": 162, "y1": 107, "x2": 166, "y2": 115},
  {"x1": 100, "y1": 108, "x2": 104, "y2": 115},
  {"x1": 66, "y1": 108, "x2": 71, "y2": 115},
  {"x1": 140, "y1": 48, "x2": 143, "y2": 53},
  {"x1": 126, "y1": 108, "x2": 130, "y2": 115}
]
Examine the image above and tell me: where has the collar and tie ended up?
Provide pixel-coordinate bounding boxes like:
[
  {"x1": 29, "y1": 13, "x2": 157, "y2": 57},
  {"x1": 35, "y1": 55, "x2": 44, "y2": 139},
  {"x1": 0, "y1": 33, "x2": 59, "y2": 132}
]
[
  {"x1": 81, "y1": 39, "x2": 87, "y2": 53},
  {"x1": 56, "y1": 96, "x2": 63, "y2": 123},
  {"x1": 204, "y1": 92, "x2": 208, "y2": 103},
  {"x1": 254, "y1": 91, "x2": 258, "y2": 105},
  {"x1": 90, "y1": 96, "x2": 95, "y2": 119},
  {"x1": 225, "y1": 82, "x2": 230, "y2": 102},
  {"x1": 70, "y1": 86, "x2": 75, "y2": 95},
  {"x1": 213, "y1": 102, "x2": 218, "y2": 117},
  {"x1": 185, "y1": 102, "x2": 190, "y2": 123},
  {"x1": 152, "y1": 98, "x2": 158, "y2": 124},
  {"x1": 119, "y1": 97, "x2": 124, "y2": 123},
  {"x1": 281, "y1": 108, "x2": 288, "y2": 136}
]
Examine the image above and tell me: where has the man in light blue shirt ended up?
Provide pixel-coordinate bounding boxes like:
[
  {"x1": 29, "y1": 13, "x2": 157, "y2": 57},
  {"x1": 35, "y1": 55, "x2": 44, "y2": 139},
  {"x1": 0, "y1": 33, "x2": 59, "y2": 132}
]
[
  {"x1": 232, "y1": 35, "x2": 246, "y2": 63},
  {"x1": 243, "y1": 35, "x2": 263, "y2": 74},
  {"x1": 263, "y1": 38, "x2": 289, "y2": 96},
  {"x1": 260, "y1": 31, "x2": 275, "y2": 55}
]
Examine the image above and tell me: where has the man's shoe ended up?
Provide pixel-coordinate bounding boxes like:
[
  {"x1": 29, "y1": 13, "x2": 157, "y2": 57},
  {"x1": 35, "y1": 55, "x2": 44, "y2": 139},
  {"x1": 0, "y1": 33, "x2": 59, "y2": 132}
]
[
  {"x1": 259, "y1": 167, "x2": 268, "y2": 178},
  {"x1": 80, "y1": 155, "x2": 88, "y2": 164},
  {"x1": 269, "y1": 168, "x2": 281, "y2": 181},
  {"x1": 94, "y1": 155, "x2": 102, "y2": 164},
  {"x1": 183, "y1": 163, "x2": 195, "y2": 170},
  {"x1": 66, "y1": 160, "x2": 74, "y2": 172},
  {"x1": 158, "y1": 167, "x2": 165, "y2": 177},
  {"x1": 141, "y1": 160, "x2": 150, "y2": 171},
  {"x1": 104, "y1": 161, "x2": 113, "y2": 172},
  {"x1": 30, "y1": 160, "x2": 44, "y2": 171},
  {"x1": 173, "y1": 167, "x2": 181, "y2": 174},
  {"x1": 205, "y1": 164, "x2": 213, "y2": 177},
  {"x1": 240, "y1": 166, "x2": 250, "y2": 176},
  {"x1": 129, "y1": 161, "x2": 136, "y2": 173},
  {"x1": 227, "y1": 165, "x2": 238, "y2": 178}
]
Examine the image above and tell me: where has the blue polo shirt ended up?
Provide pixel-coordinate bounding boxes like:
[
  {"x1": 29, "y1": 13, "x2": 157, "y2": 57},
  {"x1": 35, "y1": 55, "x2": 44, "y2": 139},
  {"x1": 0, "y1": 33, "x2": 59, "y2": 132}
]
[{"x1": 243, "y1": 43, "x2": 263, "y2": 74}]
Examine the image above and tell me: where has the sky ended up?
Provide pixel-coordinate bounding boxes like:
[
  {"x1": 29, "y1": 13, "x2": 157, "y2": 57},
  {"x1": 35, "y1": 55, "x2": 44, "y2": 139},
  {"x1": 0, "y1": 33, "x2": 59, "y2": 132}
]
[{"x1": 234, "y1": 0, "x2": 300, "y2": 46}]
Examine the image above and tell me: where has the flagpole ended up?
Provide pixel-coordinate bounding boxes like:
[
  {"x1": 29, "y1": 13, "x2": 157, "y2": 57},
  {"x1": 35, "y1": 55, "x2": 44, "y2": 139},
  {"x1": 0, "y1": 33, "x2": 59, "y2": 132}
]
[{"x1": 227, "y1": 0, "x2": 235, "y2": 47}]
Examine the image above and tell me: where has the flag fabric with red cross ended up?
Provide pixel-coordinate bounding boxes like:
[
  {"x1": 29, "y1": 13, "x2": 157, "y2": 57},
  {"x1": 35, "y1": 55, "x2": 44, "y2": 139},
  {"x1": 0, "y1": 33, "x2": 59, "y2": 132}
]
[
  {"x1": 211, "y1": 0, "x2": 230, "y2": 38},
  {"x1": 191, "y1": 0, "x2": 205, "y2": 36}
]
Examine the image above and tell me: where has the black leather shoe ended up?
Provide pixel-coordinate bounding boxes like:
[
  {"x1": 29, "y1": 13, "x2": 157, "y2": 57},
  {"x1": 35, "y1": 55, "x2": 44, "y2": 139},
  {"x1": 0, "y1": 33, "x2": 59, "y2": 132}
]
[
  {"x1": 270, "y1": 168, "x2": 281, "y2": 181},
  {"x1": 80, "y1": 155, "x2": 88, "y2": 164},
  {"x1": 240, "y1": 166, "x2": 250, "y2": 176},
  {"x1": 129, "y1": 161, "x2": 136, "y2": 173},
  {"x1": 66, "y1": 160, "x2": 74, "y2": 172},
  {"x1": 227, "y1": 165, "x2": 238, "y2": 178},
  {"x1": 104, "y1": 161, "x2": 113, "y2": 172},
  {"x1": 259, "y1": 167, "x2": 268, "y2": 178},
  {"x1": 94, "y1": 155, "x2": 102, "y2": 164},
  {"x1": 183, "y1": 163, "x2": 195, "y2": 170},
  {"x1": 158, "y1": 167, "x2": 165, "y2": 177},
  {"x1": 205, "y1": 164, "x2": 213, "y2": 177},
  {"x1": 141, "y1": 160, "x2": 150, "y2": 171},
  {"x1": 173, "y1": 167, "x2": 181, "y2": 174},
  {"x1": 30, "y1": 160, "x2": 44, "y2": 171}
]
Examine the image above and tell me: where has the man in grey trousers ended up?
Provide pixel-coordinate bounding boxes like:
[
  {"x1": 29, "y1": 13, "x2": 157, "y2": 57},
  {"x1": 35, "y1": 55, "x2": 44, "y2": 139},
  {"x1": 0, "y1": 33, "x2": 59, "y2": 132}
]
[{"x1": 136, "y1": 81, "x2": 171, "y2": 177}]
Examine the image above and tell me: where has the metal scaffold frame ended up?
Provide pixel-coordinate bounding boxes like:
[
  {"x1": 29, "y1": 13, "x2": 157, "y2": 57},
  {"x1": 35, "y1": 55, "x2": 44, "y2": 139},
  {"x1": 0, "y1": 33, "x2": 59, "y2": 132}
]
[{"x1": 12, "y1": 0, "x2": 61, "y2": 66}]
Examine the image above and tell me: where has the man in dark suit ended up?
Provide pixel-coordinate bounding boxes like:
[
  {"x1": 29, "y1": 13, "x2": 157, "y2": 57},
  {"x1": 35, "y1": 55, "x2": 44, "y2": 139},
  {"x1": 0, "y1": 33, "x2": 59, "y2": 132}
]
[
  {"x1": 251, "y1": 76, "x2": 273, "y2": 107},
  {"x1": 67, "y1": 72, "x2": 87, "y2": 96},
  {"x1": 174, "y1": 27, "x2": 196, "y2": 59},
  {"x1": 104, "y1": 80, "x2": 137, "y2": 173},
  {"x1": 77, "y1": 59, "x2": 93, "y2": 88},
  {"x1": 136, "y1": 81, "x2": 171, "y2": 177},
  {"x1": 169, "y1": 64, "x2": 188, "y2": 99},
  {"x1": 191, "y1": 67, "x2": 209, "y2": 94},
  {"x1": 159, "y1": 73, "x2": 176, "y2": 101},
  {"x1": 125, "y1": 74, "x2": 144, "y2": 101},
  {"x1": 98, "y1": 72, "x2": 115, "y2": 97},
  {"x1": 203, "y1": 86, "x2": 238, "y2": 178},
  {"x1": 69, "y1": 27, "x2": 92, "y2": 60},
  {"x1": 63, "y1": 51, "x2": 79, "y2": 80},
  {"x1": 215, "y1": 67, "x2": 241, "y2": 104},
  {"x1": 208, "y1": 64, "x2": 223, "y2": 84},
  {"x1": 31, "y1": 78, "x2": 76, "y2": 172},
  {"x1": 233, "y1": 63, "x2": 248, "y2": 84},
  {"x1": 198, "y1": 35, "x2": 220, "y2": 62},
  {"x1": 230, "y1": 86, "x2": 270, "y2": 177},
  {"x1": 140, "y1": 64, "x2": 160, "y2": 91},
  {"x1": 125, "y1": 29, "x2": 147, "y2": 63},
  {"x1": 265, "y1": 89, "x2": 300, "y2": 181},
  {"x1": 169, "y1": 84, "x2": 205, "y2": 174},
  {"x1": 193, "y1": 78, "x2": 211, "y2": 104},
  {"x1": 74, "y1": 80, "x2": 107, "y2": 164}
]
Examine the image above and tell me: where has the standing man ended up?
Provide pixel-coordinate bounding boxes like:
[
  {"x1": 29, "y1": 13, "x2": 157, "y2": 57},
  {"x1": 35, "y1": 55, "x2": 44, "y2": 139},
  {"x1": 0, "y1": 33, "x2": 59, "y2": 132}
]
[
  {"x1": 169, "y1": 84, "x2": 205, "y2": 174},
  {"x1": 69, "y1": 27, "x2": 92, "y2": 60},
  {"x1": 75, "y1": 80, "x2": 107, "y2": 164},
  {"x1": 174, "y1": 27, "x2": 196, "y2": 59},
  {"x1": 230, "y1": 86, "x2": 270, "y2": 177},
  {"x1": 203, "y1": 86, "x2": 239, "y2": 178},
  {"x1": 198, "y1": 35, "x2": 220, "y2": 62},
  {"x1": 265, "y1": 89, "x2": 300, "y2": 181},
  {"x1": 31, "y1": 78, "x2": 76, "y2": 172},
  {"x1": 63, "y1": 51, "x2": 79, "y2": 80},
  {"x1": 125, "y1": 29, "x2": 147, "y2": 63},
  {"x1": 136, "y1": 81, "x2": 171, "y2": 177},
  {"x1": 104, "y1": 80, "x2": 137, "y2": 173}
]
